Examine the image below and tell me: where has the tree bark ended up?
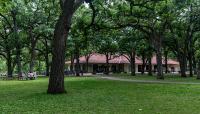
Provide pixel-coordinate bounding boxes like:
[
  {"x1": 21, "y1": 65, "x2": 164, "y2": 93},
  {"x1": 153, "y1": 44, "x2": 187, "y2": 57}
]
[
  {"x1": 141, "y1": 54, "x2": 146, "y2": 75},
  {"x1": 86, "y1": 55, "x2": 90, "y2": 73},
  {"x1": 29, "y1": 30, "x2": 37, "y2": 73},
  {"x1": 75, "y1": 45, "x2": 80, "y2": 76},
  {"x1": 197, "y1": 60, "x2": 200, "y2": 79},
  {"x1": 6, "y1": 51, "x2": 13, "y2": 78},
  {"x1": 38, "y1": 60, "x2": 41, "y2": 75},
  {"x1": 164, "y1": 50, "x2": 168, "y2": 74},
  {"x1": 193, "y1": 56, "x2": 197, "y2": 75},
  {"x1": 11, "y1": 9, "x2": 22, "y2": 77},
  {"x1": 188, "y1": 52, "x2": 193, "y2": 77},
  {"x1": 16, "y1": 47, "x2": 22, "y2": 77},
  {"x1": 43, "y1": 37, "x2": 50, "y2": 76},
  {"x1": 105, "y1": 54, "x2": 109, "y2": 75},
  {"x1": 141, "y1": 54, "x2": 145, "y2": 75},
  {"x1": 148, "y1": 56, "x2": 152, "y2": 76},
  {"x1": 70, "y1": 53, "x2": 74, "y2": 73},
  {"x1": 130, "y1": 51, "x2": 135, "y2": 76},
  {"x1": 47, "y1": 0, "x2": 74, "y2": 94},
  {"x1": 155, "y1": 35, "x2": 164, "y2": 79},
  {"x1": 178, "y1": 53, "x2": 187, "y2": 77},
  {"x1": 45, "y1": 53, "x2": 50, "y2": 76}
]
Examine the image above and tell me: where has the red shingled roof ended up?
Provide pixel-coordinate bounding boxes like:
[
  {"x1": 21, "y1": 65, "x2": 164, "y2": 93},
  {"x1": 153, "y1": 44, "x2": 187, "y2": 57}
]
[{"x1": 66, "y1": 53, "x2": 179, "y2": 65}]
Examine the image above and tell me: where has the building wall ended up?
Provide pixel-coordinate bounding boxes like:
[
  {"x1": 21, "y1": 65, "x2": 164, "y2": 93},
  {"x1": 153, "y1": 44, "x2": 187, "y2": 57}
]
[
  {"x1": 66, "y1": 63, "x2": 180, "y2": 73},
  {"x1": 124, "y1": 64, "x2": 129, "y2": 73},
  {"x1": 125, "y1": 64, "x2": 180, "y2": 73}
]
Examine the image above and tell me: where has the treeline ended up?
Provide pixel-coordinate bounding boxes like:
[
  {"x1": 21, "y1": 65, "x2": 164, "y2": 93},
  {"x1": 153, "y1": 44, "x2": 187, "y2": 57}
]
[
  {"x1": 67, "y1": 0, "x2": 200, "y2": 80},
  {"x1": 0, "y1": 0, "x2": 59, "y2": 77}
]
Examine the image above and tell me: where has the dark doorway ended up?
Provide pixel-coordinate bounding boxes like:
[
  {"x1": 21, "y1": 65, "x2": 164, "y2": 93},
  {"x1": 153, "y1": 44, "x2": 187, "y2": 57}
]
[
  {"x1": 111, "y1": 65, "x2": 117, "y2": 73},
  {"x1": 138, "y1": 65, "x2": 142, "y2": 72},
  {"x1": 154, "y1": 65, "x2": 157, "y2": 72},
  {"x1": 118, "y1": 64, "x2": 124, "y2": 72},
  {"x1": 93, "y1": 64, "x2": 98, "y2": 73}
]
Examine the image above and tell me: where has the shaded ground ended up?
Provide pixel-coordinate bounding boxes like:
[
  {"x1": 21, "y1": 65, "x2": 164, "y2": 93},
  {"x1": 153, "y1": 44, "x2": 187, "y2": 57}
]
[
  {"x1": 108, "y1": 73, "x2": 200, "y2": 82},
  {"x1": 1, "y1": 77, "x2": 200, "y2": 114},
  {"x1": 100, "y1": 76, "x2": 200, "y2": 85}
]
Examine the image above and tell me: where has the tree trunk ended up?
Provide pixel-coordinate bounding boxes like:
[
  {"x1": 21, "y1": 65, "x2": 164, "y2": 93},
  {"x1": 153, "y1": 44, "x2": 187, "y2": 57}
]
[
  {"x1": 70, "y1": 53, "x2": 74, "y2": 73},
  {"x1": 141, "y1": 54, "x2": 145, "y2": 75},
  {"x1": 148, "y1": 56, "x2": 152, "y2": 76},
  {"x1": 11, "y1": 9, "x2": 22, "y2": 77},
  {"x1": 193, "y1": 56, "x2": 197, "y2": 75},
  {"x1": 6, "y1": 51, "x2": 13, "y2": 78},
  {"x1": 155, "y1": 35, "x2": 164, "y2": 79},
  {"x1": 75, "y1": 45, "x2": 80, "y2": 76},
  {"x1": 16, "y1": 47, "x2": 22, "y2": 77},
  {"x1": 44, "y1": 38, "x2": 50, "y2": 76},
  {"x1": 45, "y1": 53, "x2": 50, "y2": 76},
  {"x1": 164, "y1": 50, "x2": 168, "y2": 74},
  {"x1": 178, "y1": 53, "x2": 187, "y2": 77},
  {"x1": 105, "y1": 54, "x2": 109, "y2": 75},
  {"x1": 197, "y1": 60, "x2": 200, "y2": 79},
  {"x1": 38, "y1": 60, "x2": 41, "y2": 75},
  {"x1": 130, "y1": 51, "x2": 135, "y2": 76},
  {"x1": 86, "y1": 56, "x2": 89, "y2": 73},
  {"x1": 47, "y1": 1, "x2": 74, "y2": 93},
  {"x1": 29, "y1": 42, "x2": 36, "y2": 73},
  {"x1": 188, "y1": 51, "x2": 193, "y2": 77}
]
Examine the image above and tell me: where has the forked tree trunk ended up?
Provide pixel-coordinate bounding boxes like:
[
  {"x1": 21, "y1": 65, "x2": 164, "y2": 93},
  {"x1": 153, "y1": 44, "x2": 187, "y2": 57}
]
[{"x1": 47, "y1": 1, "x2": 74, "y2": 94}]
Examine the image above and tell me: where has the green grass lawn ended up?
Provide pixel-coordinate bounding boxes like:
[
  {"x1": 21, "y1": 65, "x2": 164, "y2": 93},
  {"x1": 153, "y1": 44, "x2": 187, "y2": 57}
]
[
  {"x1": 1, "y1": 77, "x2": 200, "y2": 114},
  {"x1": 110, "y1": 73, "x2": 200, "y2": 82}
]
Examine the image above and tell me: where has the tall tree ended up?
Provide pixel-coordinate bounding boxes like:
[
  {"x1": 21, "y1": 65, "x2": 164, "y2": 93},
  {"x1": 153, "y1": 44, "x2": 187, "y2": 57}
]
[{"x1": 47, "y1": 0, "x2": 87, "y2": 94}]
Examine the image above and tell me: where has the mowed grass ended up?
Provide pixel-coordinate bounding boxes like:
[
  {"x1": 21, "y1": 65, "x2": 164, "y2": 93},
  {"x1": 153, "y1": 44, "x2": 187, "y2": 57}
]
[
  {"x1": 1, "y1": 77, "x2": 200, "y2": 113},
  {"x1": 110, "y1": 73, "x2": 200, "y2": 82}
]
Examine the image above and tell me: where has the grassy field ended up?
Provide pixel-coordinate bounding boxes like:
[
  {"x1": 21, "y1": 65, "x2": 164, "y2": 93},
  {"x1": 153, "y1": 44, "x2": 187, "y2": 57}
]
[
  {"x1": 1, "y1": 76, "x2": 200, "y2": 114},
  {"x1": 110, "y1": 73, "x2": 200, "y2": 82}
]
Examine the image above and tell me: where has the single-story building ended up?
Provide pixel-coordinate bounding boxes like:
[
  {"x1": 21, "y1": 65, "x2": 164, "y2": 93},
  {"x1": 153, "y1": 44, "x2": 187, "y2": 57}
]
[{"x1": 65, "y1": 53, "x2": 180, "y2": 73}]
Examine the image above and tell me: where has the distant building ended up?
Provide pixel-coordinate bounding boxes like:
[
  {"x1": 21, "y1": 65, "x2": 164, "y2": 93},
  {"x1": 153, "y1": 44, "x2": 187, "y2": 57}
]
[{"x1": 65, "y1": 53, "x2": 180, "y2": 74}]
